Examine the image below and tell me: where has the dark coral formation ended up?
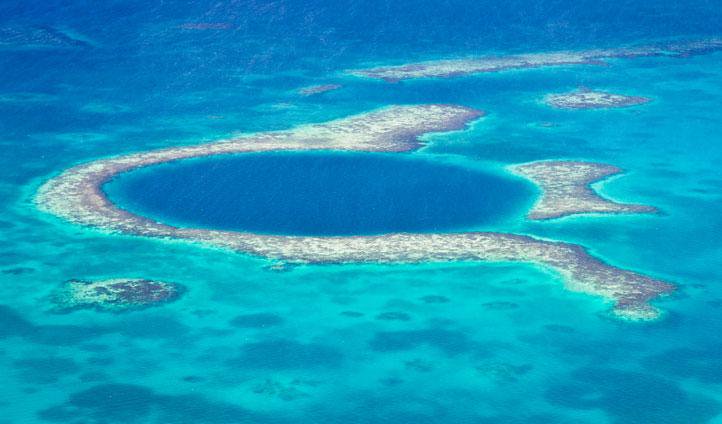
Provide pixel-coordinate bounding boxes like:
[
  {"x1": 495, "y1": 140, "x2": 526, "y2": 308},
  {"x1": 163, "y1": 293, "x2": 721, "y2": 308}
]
[
  {"x1": 420, "y1": 295, "x2": 450, "y2": 304},
  {"x1": 376, "y1": 311, "x2": 412, "y2": 321},
  {"x1": 2, "y1": 266, "x2": 35, "y2": 275},
  {"x1": 476, "y1": 362, "x2": 533, "y2": 383},
  {"x1": 251, "y1": 378, "x2": 314, "y2": 401},
  {"x1": 50, "y1": 278, "x2": 182, "y2": 313}
]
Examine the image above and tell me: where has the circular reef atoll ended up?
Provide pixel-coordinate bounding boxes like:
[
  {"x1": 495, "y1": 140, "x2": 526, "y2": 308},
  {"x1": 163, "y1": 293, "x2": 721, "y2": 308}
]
[
  {"x1": 349, "y1": 39, "x2": 722, "y2": 82},
  {"x1": 50, "y1": 278, "x2": 182, "y2": 313},
  {"x1": 36, "y1": 104, "x2": 672, "y2": 320},
  {"x1": 543, "y1": 89, "x2": 650, "y2": 109}
]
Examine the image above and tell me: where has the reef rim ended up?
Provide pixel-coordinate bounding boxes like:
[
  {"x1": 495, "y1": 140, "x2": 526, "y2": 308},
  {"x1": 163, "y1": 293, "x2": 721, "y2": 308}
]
[{"x1": 35, "y1": 104, "x2": 673, "y2": 320}]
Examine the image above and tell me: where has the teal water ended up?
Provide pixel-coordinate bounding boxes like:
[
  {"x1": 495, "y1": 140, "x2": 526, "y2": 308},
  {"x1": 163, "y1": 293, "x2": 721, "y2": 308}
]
[
  {"x1": 2, "y1": 1, "x2": 722, "y2": 423},
  {"x1": 105, "y1": 152, "x2": 533, "y2": 235}
]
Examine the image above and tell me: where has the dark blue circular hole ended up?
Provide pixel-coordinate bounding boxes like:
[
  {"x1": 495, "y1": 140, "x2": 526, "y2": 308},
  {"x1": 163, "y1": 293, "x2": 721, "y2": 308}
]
[{"x1": 105, "y1": 152, "x2": 533, "y2": 236}]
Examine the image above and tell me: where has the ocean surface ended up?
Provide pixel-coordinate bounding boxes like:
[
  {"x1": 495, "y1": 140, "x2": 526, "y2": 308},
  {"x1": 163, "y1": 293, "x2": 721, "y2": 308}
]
[{"x1": 2, "y1": 1, "x2": 722, "y2": 423}]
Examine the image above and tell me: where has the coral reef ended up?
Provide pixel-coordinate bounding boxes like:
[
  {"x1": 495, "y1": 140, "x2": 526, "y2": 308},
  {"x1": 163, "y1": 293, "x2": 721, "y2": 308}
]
[
  {"x1": 544, "y1": 89, "x2": 650, "y2": 109},
  {"x1": 298, "y1": 84, "x2": 342, "y2": 96},
  {"x1": 50, "y1": 278, "x2": 182, "y2": 313},
  {"x1": 36, "y1": 105, "x2": 672, "y2": 320},
  {"x1": 510, "y1": 161, "x2": 657, "y2": 220},
  {"x1": 349, "y1": 39, "x2": 722, "y2": 82}
]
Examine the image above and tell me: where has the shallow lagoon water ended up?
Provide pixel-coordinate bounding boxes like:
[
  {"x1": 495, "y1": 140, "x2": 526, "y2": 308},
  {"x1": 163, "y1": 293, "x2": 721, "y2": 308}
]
[
  {"x1": 2, "y1": 0, "x2": 722, "y2": 423},
  {"x1": 105, "y1": 152, "x2": 533, "y2": 235}
]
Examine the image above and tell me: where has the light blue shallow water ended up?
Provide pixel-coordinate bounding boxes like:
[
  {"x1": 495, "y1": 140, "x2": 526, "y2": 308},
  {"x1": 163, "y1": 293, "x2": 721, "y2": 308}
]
[{"x1": 2, "y1": 1, "x2": 722, "y2": 423}]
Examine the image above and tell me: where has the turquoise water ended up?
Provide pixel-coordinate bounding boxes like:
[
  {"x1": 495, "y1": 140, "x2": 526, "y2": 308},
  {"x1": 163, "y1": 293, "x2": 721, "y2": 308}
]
[
  {"x1": 2, "y1": 1, "x2": 722, "y2": 423},
  {"x1": 105, "y1": 152, "x2": 533, "y2": 235}
]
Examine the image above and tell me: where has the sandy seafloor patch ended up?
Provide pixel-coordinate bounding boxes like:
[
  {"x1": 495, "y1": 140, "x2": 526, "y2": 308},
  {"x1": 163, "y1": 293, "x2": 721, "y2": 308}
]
[{"x1": 2, "y1": 1, "x2": 722, "y2": 423}]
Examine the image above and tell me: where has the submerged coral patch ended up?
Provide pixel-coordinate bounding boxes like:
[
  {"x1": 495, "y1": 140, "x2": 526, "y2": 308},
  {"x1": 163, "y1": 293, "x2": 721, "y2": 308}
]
[
  {"x1": 420, "y1": 295, "x2": 450, "y2": 304},
  {"x1": 349, "y1": 39, "x2": 722, "y2": 82},
  {"x1": 39, "y1": 383, "x2": 264, "y2": 423},
  {"x1": 376, "y1": 311, "x2": 412, "y2": 321},
  {"x1": 298, "y1": 84, "x2": 342, "y2": 96},
  {"x1": 50, "y1": 278, "x2": 182, "y2": 313},
  {"x1": 544, "y1": 89, "x2": 650, "y2": 109}
]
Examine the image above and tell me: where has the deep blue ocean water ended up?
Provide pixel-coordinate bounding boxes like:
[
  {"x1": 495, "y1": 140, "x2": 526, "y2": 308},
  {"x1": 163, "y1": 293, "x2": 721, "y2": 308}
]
[
  {"x1": 105, "y1": 152, "x2": 532, "y2": 235},
  {"x1": 2, "y1": 1, "x2": 722, "y2": 423}
]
